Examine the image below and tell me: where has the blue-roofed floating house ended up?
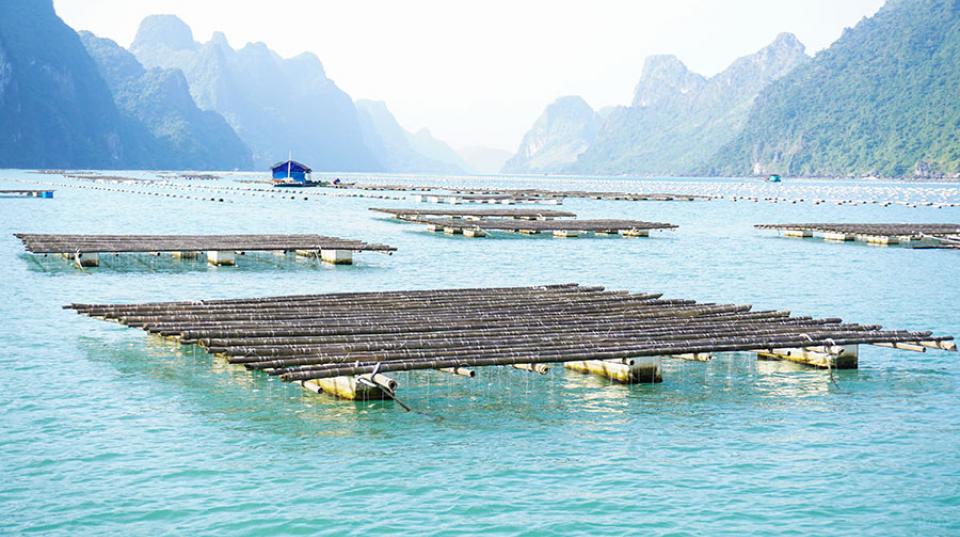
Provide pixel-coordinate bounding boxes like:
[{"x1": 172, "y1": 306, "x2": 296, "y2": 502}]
[{"x1": 271, "y1": 159, "x2": 318, "y2": 187}]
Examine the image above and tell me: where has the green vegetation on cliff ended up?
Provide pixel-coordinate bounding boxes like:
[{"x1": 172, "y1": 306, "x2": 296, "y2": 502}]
[
  {"x1": 81, "y1": 32, "x2": 252, "y2": 170},
  {"x1": 709, "y1": 0, "x2": 960, "y2": 178}
]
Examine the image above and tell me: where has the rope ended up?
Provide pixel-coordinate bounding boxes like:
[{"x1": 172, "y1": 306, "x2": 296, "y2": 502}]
[
  {"x1": 824, "y1": 338, "x2": 839, "y2": 387},
  {"x1": 73, "y1": 249, "x2": 86, "y2": 272}
]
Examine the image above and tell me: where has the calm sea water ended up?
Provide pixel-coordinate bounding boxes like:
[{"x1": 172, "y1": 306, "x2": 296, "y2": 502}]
[{"x1": 1, "y1": 170, "x2": 959, "y2": 536}]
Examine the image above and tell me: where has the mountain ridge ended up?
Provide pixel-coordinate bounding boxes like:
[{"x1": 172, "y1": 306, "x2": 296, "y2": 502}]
[
  {"x1": 80, "y1": 31, "x2": 252, "y2": 170},
  {"x1": 568, "y1": 32, "x2": 809, "y2": 175},
  {"x1": 131, "y1": 14, "x2": 380, "y2": 171},
  {"x1": 503, "y1": 33, "x2": 809, "y2": 175},
  {"x1": 708, "y1": 0, "x2": 960, "y2": 178},
  {"x1": 0, "y1": 0, "x2": 144, "y2": 168},
  {"x1": 501, "y1": 96, "x2": 600, "y2": 174}
]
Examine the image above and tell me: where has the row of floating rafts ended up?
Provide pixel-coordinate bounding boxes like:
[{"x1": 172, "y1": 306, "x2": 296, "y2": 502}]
[
  {"x1": 369, "y1": 207, "x2": 578, "y2": 221},
  {"x1": 410, "y1": 193, "x2": 564, "y2": 205},
  {"x1": 48, "y1": 170, "x2": 960, "y2": 208},
  {"x1": 28, "y1": 176, "x2": 960, "y2": 212},
  {"x1": 175, "y1": 181, "x2": 402, "y2": 200},
  {"x1": 714, "y1": 194, "x2": 959, "y2": 208},
  {"x1": 433, "y1": 185, "x2": 959, "y2": 208},
  {"x1": 669, "y1": 180, "x2": 960, "y2": 207},
  {"x1": 439, "y1": 188, "x2": 711, "y2": 202},
  {"x1": 54, "y1": 168, "x2": 960, "y2": 207},
  {"x1": 60, "y1": 166, "x2": 382, "y2": 200},
  {"x1": 55, "y1": 179, "x2": 402, "y2": 203},
  {"x1": 65, "y1": 182, "x2": 231, "y2": 203},
  {"x1": 330, "y1": 183, "x2": 434, "y2": 192}
]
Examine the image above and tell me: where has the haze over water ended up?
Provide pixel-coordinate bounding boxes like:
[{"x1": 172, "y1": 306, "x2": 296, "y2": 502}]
[{"x1": 1, "y1": 170, "x2": 958, "y2": 535}]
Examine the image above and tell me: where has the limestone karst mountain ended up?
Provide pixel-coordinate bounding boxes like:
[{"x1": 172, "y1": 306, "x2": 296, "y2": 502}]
[
  {"x1": 131, "y1": 15, "x2": 379, "y2": 171},
  {"x1": 80, "y1": 32, "x2": 251, "y2": 170},
  {"x1": 504, "y1": 33, "x2": 809, "y2": 175},
  {"x1": 0, "y1": 0, "x2": 151, "y2": 168},
  {"x1": 709, "y1": 0, "x2": 960, "y2": 178},
  {"x1": 501, "y1": 96, "x2": 600, "y2": 174},
  {"x1": 571, "y1": 33, "x2": 809, "y2": 175}
]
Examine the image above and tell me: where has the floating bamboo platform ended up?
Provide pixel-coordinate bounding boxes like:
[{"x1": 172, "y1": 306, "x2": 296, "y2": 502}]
[
  {"x1": 411, "y1": 193, "x2": 561, "y2": 205},
  {"x1": 369, "y1": 207, "x2": 577, "y2": 220},
  {"x1": 65, "y1": 284, "x2": 955, "y2": 402},
  {"x1": 63, "y1": 173, "x2": 156, "y2": 185},
  {"x1": 178, "y1": 173, "x2": 221, "y2": 181},
  {"x1": 405, "y1": 217, "x2": 677, "y2": 238},
  {"x1": 450, "y1": 188, "x2": 711, "y2": 202},
  {"x1": 15, "y1": 233, "x2": 396, "y2": 267},
  {"x1": 756, "y1": 223, "x2": 960, "y2": 247},
  {"x1": 1, "y1": 189, "x2": 54, "y2": 198},
  {"x1": 318, "y1": 182, "x2": 710, "y2": 202},
  {"x1": 329, "y1": 183, "x2": 433, "y2": 192}
]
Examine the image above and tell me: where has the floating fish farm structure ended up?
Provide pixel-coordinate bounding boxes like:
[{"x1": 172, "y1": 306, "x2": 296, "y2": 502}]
[
  {"x1": 756, "y1": 223, "x2": 960, "y2": 247},
  {"x1": 401, "y1": 217, "x2": 677, "y2": 238},
  {"x1": 329, "y1": 183, "x2": 434, "y2": 192},
  {"x1": 406, "y1": 188, "x2": 710, "y2": 205},
  {"x1": 371, "y1": 207, "x2": 673, "y2": 238},
  {"x1": 369, "y1": 207, "x2": 577, "y2": 220},
  {"x1": 449, "y1": 188, "x2": 712, "y2": 202},
  {"x1": 411, "y1": 193, "x2": 562, "y2": 205},
  {"x1": 66, "y1": 284, "x2": 954, "y2": 402},
  {"x1": 15, "y1": 233, "x2": 396, "y2": 267}
]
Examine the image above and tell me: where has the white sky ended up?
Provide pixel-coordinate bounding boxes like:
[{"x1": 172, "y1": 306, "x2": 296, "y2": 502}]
[{"x1": 54, "y1": 0, "x2": 885, "y2": 152}]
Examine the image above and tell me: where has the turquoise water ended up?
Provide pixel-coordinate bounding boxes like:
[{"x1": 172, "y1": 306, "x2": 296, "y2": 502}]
[{"x1": 1, "y1": 170, "x2": 959, "y2": 535}]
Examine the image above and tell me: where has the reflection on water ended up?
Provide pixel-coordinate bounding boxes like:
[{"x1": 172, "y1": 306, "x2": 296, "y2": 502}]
[{"x1": 20, "y1": 251, "x2": 390, "y2": 274}]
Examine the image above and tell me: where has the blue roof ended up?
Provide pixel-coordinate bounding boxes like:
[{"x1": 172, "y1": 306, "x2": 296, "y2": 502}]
[{"x1": 270, "y1": 160, "x2": 312, "y2": 173}]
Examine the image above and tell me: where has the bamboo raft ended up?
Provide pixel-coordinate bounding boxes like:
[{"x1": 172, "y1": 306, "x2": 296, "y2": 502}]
[
  {"x1": 329, "y1": 183, "x2": 433, "y2": 192},
  {"x1": 63, "y1": 173, "x2": 157, "y2": 185},
  {"x1": 178, "y1": 173, "x2": 221, "y2": 181},
  {"x1": 66, "y1": 284, "x2": 955, "y2": 401},
  {"x1": 449, "y1": 188, "x2": 711, "y2": 202},
  {"x1": 319, "y1": 182, "x2": 710, "y2": 202},
  {"x1": 756, "y1": 223, "x2": 960, "y2": 246},
  {"x1": 411, "y1": 193, "x2": 561, "y2": 205},
  {"x1": 0, "y1": 189, "x2": 54, "y2": 198},
  {"x1": 369, "y1": 207, "x2": 577, "y2": 220},
  {"x1": 404, "y1": 217, "x2": 677, "y2": 238},
  {"x1": 15, "y1": 233, "x2": 396, "y2": 267}
]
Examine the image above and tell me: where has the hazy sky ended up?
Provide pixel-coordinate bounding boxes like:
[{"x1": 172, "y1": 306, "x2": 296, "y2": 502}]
[{"x1": 55, "y1": 0, "x2": 885, "y2": 152}]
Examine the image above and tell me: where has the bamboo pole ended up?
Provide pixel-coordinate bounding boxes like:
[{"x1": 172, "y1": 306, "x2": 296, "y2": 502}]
[{"x1": 67, "y1": 284, "x2": 955, "y2": 389}]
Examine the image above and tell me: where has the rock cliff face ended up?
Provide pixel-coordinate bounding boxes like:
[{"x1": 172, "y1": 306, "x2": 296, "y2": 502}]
[
  {"x1": 503, "y1": 34, "x2": 807, "y2": 175},
  {"x1": 569, "y1": 33, "x2": 808, "y2": 175},
  {"x1": 0, "y1": 0, "x2": 143, "y2": 168},
  {"x1": 630, "y1": 55, "x2": 706, "y2": 109},
  {"x1": 501, "y1": 96, "x2": 599, "y2": 173},
  {"x1": 131, "y1": 15, "x2": 379, "y2": 171},
  {"x1": 81, "y1": 32, "x2": 251, "y2": 170},
  {"x1": 709, "y1": 0, "x2": 960, "y2": 178}
]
